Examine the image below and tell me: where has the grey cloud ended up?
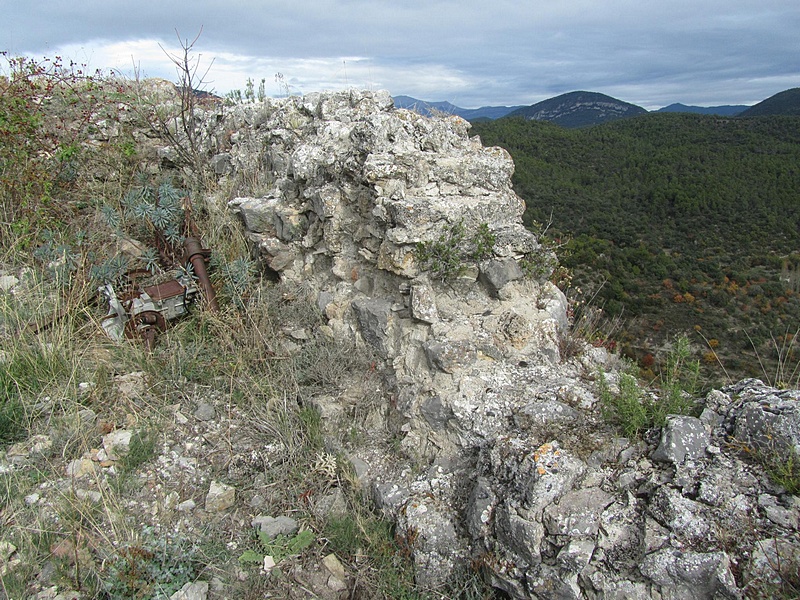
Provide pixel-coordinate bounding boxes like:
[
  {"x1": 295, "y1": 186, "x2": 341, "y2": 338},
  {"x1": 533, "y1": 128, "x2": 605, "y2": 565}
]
[{"x1": 2, "y1": 0, "x2": 798, "y2": 108}]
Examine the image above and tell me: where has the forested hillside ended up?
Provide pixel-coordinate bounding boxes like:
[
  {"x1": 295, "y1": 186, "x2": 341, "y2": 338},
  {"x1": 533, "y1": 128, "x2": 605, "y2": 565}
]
[
  {"x1": 472, "y1": 114, "x2": 800, "y2": 384},
  {"x1": 739, "y1": 87, "x2": 800, "y2": 117}
]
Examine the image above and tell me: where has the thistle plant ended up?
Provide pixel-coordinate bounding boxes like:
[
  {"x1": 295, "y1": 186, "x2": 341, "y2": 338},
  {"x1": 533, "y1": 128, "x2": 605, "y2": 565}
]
[{"x1": 99, "y1": 175, "x2": 189, "y2": 272}]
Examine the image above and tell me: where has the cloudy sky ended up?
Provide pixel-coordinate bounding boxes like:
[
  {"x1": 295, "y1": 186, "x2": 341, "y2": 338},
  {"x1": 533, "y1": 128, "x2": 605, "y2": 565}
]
[{"x1": 2, "y1": 1, "x2": 798, "y2": 110}]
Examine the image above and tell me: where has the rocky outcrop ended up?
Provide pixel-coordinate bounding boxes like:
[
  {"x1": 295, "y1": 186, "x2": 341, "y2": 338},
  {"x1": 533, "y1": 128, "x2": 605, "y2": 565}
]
[
  {"x1": 206, "y1": 91, "x2": 798, "y2": 597},
  {"x1": 221, "y1": 90, "x2": 564, "y2": 460}
]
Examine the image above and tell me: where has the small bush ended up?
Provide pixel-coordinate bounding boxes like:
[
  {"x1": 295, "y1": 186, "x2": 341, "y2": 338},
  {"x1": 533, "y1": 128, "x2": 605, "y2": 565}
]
[
  {"x1": 598, "y1": 370, "x2": 651, "y2": 438},
  {"x1": 415, "y1": 220, "x2": 496, "y2": 281},
  {"x1": 117, "y1": 429, "x2": 157, "y2": 473},
  {"x1": 211, "y1": 255, "x2": 256, "y2": 309},
  {"x1": 473, "y1": 223, "x2": 497, "y2": 261},
  {"x1": 520, "y1": 248, "x2": 559, "y2": 282},
  {"x1": 599, "y1": 335, "x2": 699, "y2": 437},
  {"x1": 765, "y1": 446, "x2": 800, "y2": 495},
  {"x1": 0, "y1": 53, "x2": 107, "y2": 250},
  {"x1": 103, "y1": 529, "x2": 201, "y2": 600},
  {"x1": 415, "y1": 221, "x2": 469, "y2": 281},
  {"x1": 97, "y1": 175, "x2": 190, "y2": 273}
]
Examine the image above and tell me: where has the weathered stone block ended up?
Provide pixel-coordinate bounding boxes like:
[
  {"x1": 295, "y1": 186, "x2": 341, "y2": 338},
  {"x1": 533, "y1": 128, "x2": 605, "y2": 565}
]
[
  {"x1": 495, "y1": 503, "x2": 545, "y2": 567},
  {"x1": 480, "y1": 258, "x2": 524, "y2": 296},
  {"x1": 205, "y1": 481, "x2": 236, "y2": 512},
  {"x1": 542, "y1": 488, "x2": 614, "y2": 538},
  {"x1": 351, "y1": 298, "x2": 393, "y2": 357},
  {"x1": 419, "y1": 396, "x2": 452, "y2": 430},
  {"x1": 251, "y1": 515, "x2": 298, "y2": 539},
  {"x1": 424, "y1": 340, "x2": 477, "y2": 373},
  {"x1": 410, "y1": 283, "x2": 439, "y2": 323},
  {"x1": 652, "y1": 415, "x2": 709, "y2": 465},
  {"x1": 102, "y1": 429, "x2": 132, "y2": 461},
  {"x1": 640, "y1": 549, "x2": 739, "y2": 600}
]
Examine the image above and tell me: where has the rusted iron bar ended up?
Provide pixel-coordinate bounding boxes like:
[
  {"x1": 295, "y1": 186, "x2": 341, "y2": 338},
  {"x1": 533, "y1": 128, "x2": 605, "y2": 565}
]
[{"x1": 183, "y1": 237, "x2": 219, "y2": 311}]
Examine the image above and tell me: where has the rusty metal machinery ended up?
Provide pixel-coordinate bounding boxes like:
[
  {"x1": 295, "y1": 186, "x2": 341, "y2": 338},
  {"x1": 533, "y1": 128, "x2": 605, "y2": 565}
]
[
  {"x1": 99, "y1": 238, "x2": 217, "y2": 348},
  {"x1": 100, "y1": 272, "x2": 198, "y2": 348}
]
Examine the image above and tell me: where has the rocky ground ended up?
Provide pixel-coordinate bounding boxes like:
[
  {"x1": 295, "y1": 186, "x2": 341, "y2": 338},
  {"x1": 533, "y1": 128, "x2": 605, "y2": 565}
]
[{"x1": 1, "y1": 87, "x2": 799, "y2": 599}]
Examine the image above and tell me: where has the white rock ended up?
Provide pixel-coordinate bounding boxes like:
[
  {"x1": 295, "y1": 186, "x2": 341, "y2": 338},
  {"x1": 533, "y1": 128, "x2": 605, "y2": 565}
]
[
  {"x1": 78, "y1": 382, "x2": 95, "y2": 396},
  {"x1": 322, "y1": 553, "x2": 346, "y2": 581},
  {"x1": 65, "y1": 458, "x2": 96, "y2": 478},
  {"x1": 102, "y1": 429, "x2": 133, "y2": 461},
  {"x1": 74, "y1": 489, "x2": 102, "y2": 503},
  {"x1": 262, "y1": 555, "x2": 276, "y2": 573},
  {"x1": 177, "y1": 499, "x2": 196, "y2": 512},
  {"x1": 0, "y1": 275, "x2": 19, "y2": 292},
  {"x1": 165, "y1": 491, "x2": 180, "y2": 510},
  {"x1": 169, "y1": 581, "x2": 209, "y2": 600},
  {"x1": 205, "y1": 481, "x2": 236, "y2": 511}
]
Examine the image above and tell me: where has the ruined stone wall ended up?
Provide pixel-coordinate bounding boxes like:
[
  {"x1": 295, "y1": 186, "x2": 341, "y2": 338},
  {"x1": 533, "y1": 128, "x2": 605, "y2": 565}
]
[
  {"x1": 200, "y1": 91, "x2": 799, "y2": 598},
  {"x1": 220, "y1": 90, "x2": 568, "y2": 459}
]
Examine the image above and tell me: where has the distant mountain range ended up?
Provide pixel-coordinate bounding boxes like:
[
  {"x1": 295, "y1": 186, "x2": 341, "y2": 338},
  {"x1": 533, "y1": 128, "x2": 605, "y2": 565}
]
[
  {"x1": 392, "y1": 96, "x2": 523, "y2": 120},
  {"x1": 655, "y1": 103, "x2": 747, "y2": 116},
  {"x1": 394, "y1": 87, "x2": 800, "y2": 127}
]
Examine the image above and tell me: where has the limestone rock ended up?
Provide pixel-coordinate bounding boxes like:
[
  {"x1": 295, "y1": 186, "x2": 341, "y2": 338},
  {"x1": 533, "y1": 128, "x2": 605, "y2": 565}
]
[
  {"x1": 652, "y1": 415, "x2": 709, "y2": 465},
  {"x1": 542, "y1": 487, "x2": 614, "y2": 538},
  {"x1": 480, "y1": 258, "x2": 524, "y2": 296},
  {"x1": 419, "y1": 396, "x2": 453, "y2": 430},
  {"x1": 648, "y1": 487, "x2": 714, "y2": 546},
  {"x1": 102, "y1": 429, "x2": 132, "y2": 461},
  {"x1": 193, "y1": 402, "x2": 216, "y2": 421},
  {"x1": 744, "y1": 537, "x2": 800, "y2": 593},
  {"x1": 372, "y1": 481, "x2": 410, "y2": 512},
  {"x1": 466, "y1": 477, "x2": 497, "y2": 539},
  {"x1": 640, "y1": 549, "x2": 739, "y2": 600},
  {"x1": 313, "y1": 489, "x2": 349, "y2": 520},
  {"x1": 211, "y1": 90, "x2": 800, "y2": 599},
  {"x1": 399, "y1": 498, "x2": 464, "y2": 590},
  {"x1": 351, "y1": 298, "x2": 393, "y2": 357},
  {"x1": 210, "y1": 153, "x2": 231, "y2": 175},
  {"x1": 170, "y1": 581, "x2": 209, "y2": 600},
  {"x1": 728, "y1": 379, "x2": 800, "y2": 456},
  {"x1": 228, "y1": 196, "x2": 279, "y2": 234},
  {"x1": 410, "y1": 282, "x2": 439, "y2": 323},
  {"x1": 0, "y1": 275, "x2": 19, "y2": 292},
  {"x1": 557, "y1": 539, "x2": 596, "y2": 575},
  {"x1": 597, "y1": 494, "x2": 645, "y2": 568},
  {"x1": 65, "y1": 458, "x2": 96, "y2": 478},
  {"x1": 205, "y1": 481, "x2": 235, "y2": 512},
  {"x1": 494, "y1": 502, "x2": 545, "y2": 567},
  {"x1": 322, "y1": 553, "x2": 346, "y2": 586},
  {"x1": 424, "y1": 339, "x2": 477, "y2": 373},
  {"x1": 252, "y1": 515, "x2": 299, "y2": 539}
]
